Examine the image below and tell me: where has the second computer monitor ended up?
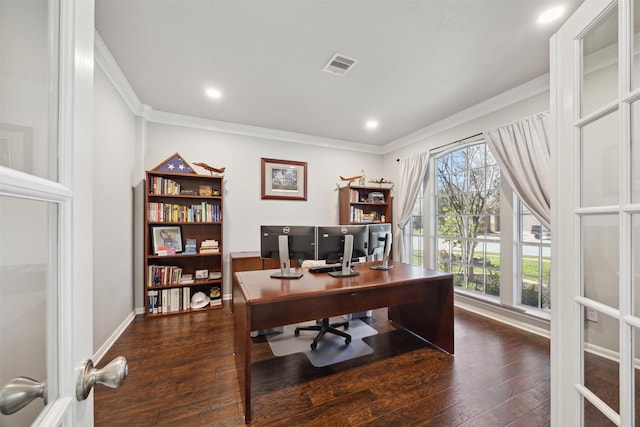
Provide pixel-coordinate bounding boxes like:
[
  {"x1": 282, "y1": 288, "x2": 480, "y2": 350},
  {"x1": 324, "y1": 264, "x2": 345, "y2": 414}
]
[
  {"x1": 367, "y1": 223, "x2": 392, "y2": 256},
  {"x1": 316, "y1": 225, "x2": 368, "y2": 263}
]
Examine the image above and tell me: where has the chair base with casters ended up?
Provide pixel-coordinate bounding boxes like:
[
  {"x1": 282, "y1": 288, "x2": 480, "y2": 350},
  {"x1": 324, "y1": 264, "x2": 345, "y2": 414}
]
[{"x1": 294, "y1": 318, "x2": 351, "y2": 350}]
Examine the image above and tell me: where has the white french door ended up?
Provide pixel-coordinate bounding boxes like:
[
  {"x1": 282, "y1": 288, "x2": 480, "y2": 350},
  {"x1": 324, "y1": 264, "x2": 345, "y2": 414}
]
[
  {"x1": 0, "y1": 0, "x2": 95, "y2": 426},
  {"x1": 552, "y1": 0, "x2": 639, "y2": 425}
]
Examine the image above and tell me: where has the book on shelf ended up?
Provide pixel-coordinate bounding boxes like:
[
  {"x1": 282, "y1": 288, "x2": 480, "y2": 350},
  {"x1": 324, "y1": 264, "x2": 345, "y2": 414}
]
[
  {"x1": 147, "y1": 290, "x2": 159, "y2": 314},
  {"x1": 183, "y1": 238, "x2": 197, "y2": 254},
  {"x1": 179, "y1": 273, "x2": 194, "y2": 284},
  {"x1": 170, "y1": 288, "x2": 180, "y2": 312},
  {"x1": 146, "y1": 202, "x2": 220, "y2": 223},
  {"x1": 149, "y1": 176, "x2": 181, "y2": 196},
  {"x1": 200, "y1": 239, "x2": 220, "y2": 253},
  {"x1": 152, "y1": 286, "x2": 195, "y2": 313},
  {"x1": 183, "y1": 287, "x2": 190, "y2": 311},
  {"x1": 148, "y1": 265, "x2": 183, "y2": 287},
  {"x1": 161, "y1": 289, "x2": 168, "y2": 313}
]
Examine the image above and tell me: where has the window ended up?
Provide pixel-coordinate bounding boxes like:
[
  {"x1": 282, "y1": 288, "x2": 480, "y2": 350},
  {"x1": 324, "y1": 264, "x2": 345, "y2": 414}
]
[
  {"x1": 408, "y1": 139, "x2": 553, "y2": 315},
  {"x1": 411, "y1": 183, "x2": 424, "y2": 266},
  {"x1": 518, "y1": 201, "x2": 551, "y2": 310},
  {"x1": 434, "y1": 143, "x2": 501, "y2": 296}
]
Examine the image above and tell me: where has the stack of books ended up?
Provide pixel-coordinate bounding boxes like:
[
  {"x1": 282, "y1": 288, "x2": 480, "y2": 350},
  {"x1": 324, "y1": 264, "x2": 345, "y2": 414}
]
[
  {"x1": 200, "y1": 239, "x2": 219, "y2": 253},
  {"x1": 183, "y1": 238, "x2": 197, "y2": 254}
]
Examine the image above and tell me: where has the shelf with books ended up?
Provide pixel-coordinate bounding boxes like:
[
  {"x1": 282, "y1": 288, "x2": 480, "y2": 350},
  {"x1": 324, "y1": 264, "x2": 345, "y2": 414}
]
[
  {"x1": 143, "y1": 153, "x2": 224, "y2": 317},
  {"x1": 145, "y1": 282, "x2": 222, "y2": 316},
  {"x1": 339, "y1": 185, "x2": 392, "y2": 226}
]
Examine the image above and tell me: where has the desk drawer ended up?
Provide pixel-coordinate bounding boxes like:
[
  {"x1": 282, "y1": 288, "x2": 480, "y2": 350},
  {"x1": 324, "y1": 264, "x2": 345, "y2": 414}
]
[{"x1": 250, "y1": 281, "x2": 450, "y2": 331}]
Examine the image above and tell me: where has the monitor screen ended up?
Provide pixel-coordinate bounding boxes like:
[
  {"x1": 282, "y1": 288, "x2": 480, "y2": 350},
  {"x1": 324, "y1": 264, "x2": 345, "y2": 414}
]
[
  {"x1": 367, "y1": 223, "x2": 392, "y2": 255},
  {"x1": 316, "y1": 225, "x2": 368, "y2": 263},
  {"x1": 260, "y1": 225, "x2": 316, "y2": 261}
]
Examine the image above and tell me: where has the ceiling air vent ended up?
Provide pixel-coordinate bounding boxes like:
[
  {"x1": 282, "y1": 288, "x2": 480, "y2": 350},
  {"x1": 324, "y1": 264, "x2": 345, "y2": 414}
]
[{"x1": 323, "y1": 53, "x2": 358, "y2": 76}]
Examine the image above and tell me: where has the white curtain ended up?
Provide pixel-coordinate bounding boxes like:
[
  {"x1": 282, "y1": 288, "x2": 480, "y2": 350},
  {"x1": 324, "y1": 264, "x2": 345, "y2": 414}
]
[
  {"x1": 395, "y1": 151, "x2": 430, "y2": 263},
  {"x1": 483, "y1": 111, "x2": 551, "y2": 229}
]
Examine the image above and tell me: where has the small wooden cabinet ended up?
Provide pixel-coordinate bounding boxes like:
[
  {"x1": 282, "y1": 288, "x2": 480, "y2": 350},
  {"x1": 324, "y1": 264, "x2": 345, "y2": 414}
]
[
  {"x1": 339, "y1": 185, "x2": 392, "y2": 225},
  {"x1": 144, "y1": 168, "x2": 224, "y2": 317},
  {"x1": 230, "y1": 251, "x2": 287, "y2": 313}
]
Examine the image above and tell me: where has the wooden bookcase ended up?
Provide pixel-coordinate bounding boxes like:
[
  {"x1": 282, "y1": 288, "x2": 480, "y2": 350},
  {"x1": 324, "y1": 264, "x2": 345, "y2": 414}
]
[
  {"x1": 144, "y1": 168, "x2": 224, "y2": 317},
  {"x1": 338, "y1": 185, "x2": 392, "y2": 225}
]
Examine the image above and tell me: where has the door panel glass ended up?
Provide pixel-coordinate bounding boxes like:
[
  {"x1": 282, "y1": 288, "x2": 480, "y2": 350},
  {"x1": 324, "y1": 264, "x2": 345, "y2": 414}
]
[
  {"x1": 584, "y1": 397, "x2": 617, "y2": 426},
  {"x1": 635, "y1": 327, "x2": 640, "y2": 427},
  {"x1": 633, "y1": 0, "x2": 640, "y2": 90},
  {"x1": 581, "y1": 111, "x2": 620, "y2": 207},
  {"x1": 0, "y1": 0, "x2": 58, "y2": 180},
  {"x1": 583, "y1": 310, "x2": 620, "y2": 423},
  {"x1": 633, "y1": 101, "x2": 640, "y2": 203},
  {"x1": 582, "y1": 215, "x2": 619, "y2": 308},
  {"x1": 0, "y1": 196, "x2": 57, "y2": 426},
  {"x1": 582, "y1": 5, "x2": 618, "y2": 117},
  {"x1": 634, "y1": 214, "x2": 639, "y2": 317}
]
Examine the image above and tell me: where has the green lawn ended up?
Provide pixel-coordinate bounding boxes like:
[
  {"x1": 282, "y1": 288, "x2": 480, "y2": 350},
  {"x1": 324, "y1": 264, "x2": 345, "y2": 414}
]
[{"x1": 414, "y1": 250, "x2": 550, "y2": 278}]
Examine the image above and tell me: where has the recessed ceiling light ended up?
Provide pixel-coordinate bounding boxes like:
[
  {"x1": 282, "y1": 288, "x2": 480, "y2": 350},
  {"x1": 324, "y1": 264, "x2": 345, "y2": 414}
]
[
  {"x1": 365, "y1": 120, "x2": 379, "y2": 130},
  {"x1": 538, "y1": 6, "x2": 565, "y2": 24},
  {"x1": 205, "y1": 88, "x2": 222, "y2": 99}
]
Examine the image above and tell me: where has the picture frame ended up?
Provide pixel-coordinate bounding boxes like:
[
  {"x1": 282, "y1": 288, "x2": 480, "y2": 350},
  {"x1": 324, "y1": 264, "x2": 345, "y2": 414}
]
[
  {"x1": 261, "y1": 157, "x2": 307, "y2": 201},
  {"x1": 152, "y1": 225, "x2": 183, "y2": 254}
]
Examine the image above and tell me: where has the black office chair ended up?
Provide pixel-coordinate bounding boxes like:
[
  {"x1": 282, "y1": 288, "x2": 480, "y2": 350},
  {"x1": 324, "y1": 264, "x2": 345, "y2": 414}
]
[{"x1": 294, "y1": 317, "x2": 351, "y2": 350}]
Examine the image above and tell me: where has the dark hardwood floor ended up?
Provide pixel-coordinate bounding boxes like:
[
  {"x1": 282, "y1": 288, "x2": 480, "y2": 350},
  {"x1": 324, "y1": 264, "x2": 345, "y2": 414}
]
[{"x1": 95, "y1": 306, "x2": 551, "y2": 426}]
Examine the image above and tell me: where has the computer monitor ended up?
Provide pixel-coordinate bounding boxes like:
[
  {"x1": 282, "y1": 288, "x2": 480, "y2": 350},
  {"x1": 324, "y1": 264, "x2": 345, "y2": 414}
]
[
  {"x1": 367, "y1": 223, "x2": 392, "y2": 256},
  {"x1": 260, "y1": 225, "x2": 316, "y2": 279},
  {"x1": 316, "y1": 225, "x2": 368, "y2": 277},
  {"x1": 368, "y1": 223, "x2": 393, "y2": 270}
]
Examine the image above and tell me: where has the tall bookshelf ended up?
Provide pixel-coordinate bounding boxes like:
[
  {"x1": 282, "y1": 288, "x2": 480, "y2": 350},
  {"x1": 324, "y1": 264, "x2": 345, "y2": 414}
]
[
  {"x1": 143, "y1": 154, "x2": 224, "y2": 317},
  {"x1": 338, "y1": 185, "x2": 392, "y2": 225}
]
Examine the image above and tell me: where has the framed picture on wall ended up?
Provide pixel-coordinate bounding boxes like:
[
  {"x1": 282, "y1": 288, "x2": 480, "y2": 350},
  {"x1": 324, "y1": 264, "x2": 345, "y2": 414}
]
[
  {"x1": 261, "y1": 157, "x2": 307, "y2": 201},
  {"x1": 152, "y1": 225, "x2": 183, "y2": 254}
]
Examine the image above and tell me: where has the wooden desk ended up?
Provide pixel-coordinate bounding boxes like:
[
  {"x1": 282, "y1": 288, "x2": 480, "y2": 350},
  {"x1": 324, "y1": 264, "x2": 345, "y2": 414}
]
[
  {"x1": 233, "y1": 261, "x2": 454, "y2": 423},
  {"x1": 229, "y1": 251, "x2": 295, "y2": 312}
]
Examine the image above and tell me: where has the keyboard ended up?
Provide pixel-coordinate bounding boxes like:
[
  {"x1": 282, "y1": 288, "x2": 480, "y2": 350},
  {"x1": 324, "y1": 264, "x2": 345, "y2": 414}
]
[{"x1": 308, "y1": 263, "x2": 343, "y2": 273}]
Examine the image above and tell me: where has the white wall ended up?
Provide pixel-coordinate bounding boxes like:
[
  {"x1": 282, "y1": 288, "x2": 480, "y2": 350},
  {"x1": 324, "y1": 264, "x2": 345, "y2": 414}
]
[
  {"x1": 144, "y1": 123, "x2": 384, "y2": 297},
  {"x1": 93, "y1": 65, "x2": 137, "y2": 350}
]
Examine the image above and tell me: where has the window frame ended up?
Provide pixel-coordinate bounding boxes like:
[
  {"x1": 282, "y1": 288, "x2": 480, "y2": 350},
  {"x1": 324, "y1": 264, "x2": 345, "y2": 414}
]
[
  {"x1": 429, "y1": 142, "x2": 502, "y2": 298},
  {"x1": 516, "y1": 199, "x2": 552, "y2": 312},
  {"x1": 408, "y1": 139, "x2": 550, "y2": 318}
]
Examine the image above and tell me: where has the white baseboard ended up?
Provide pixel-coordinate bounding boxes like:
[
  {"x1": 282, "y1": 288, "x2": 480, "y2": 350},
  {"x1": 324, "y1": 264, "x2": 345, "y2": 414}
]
[
  {"x1": 455, "y1": 294, "x2": 550, "y2": 339},
  {"x1": 585, "y1": 342, "x2": 640, "y2": 370},
  {"x1": 93, "y1": 310, "x2": 136, "y2": 365}
]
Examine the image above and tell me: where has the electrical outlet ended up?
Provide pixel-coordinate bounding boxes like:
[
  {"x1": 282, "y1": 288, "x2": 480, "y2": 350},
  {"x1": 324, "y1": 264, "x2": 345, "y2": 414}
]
[{"x1": 585, "y1": 307, "x2": 599, "y2": 322}]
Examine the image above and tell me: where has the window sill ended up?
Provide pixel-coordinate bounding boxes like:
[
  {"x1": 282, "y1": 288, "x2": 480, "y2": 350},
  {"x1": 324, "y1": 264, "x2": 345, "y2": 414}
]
[
  {"x1": 518, "y1": 305, "x2": 551, "y2": 321},
  {"x1": 454, "y1": 289, "x2": 550, "y2": 338}
]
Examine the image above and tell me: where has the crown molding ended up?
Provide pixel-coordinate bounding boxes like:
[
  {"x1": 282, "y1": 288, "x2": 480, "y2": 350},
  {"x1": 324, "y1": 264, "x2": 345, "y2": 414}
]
[
  {"x1": 145, "y1": 110, "x2": 384, "y2": 154},
  {"x1": 94, "y1": 30, "x2": 381, "y2": 154},
  {"x1": 382, "y1": 74, "x2": 550, "y2": 154},
  {"x1": 94, "y1": 30, "x2": 144, "y2": 116}
]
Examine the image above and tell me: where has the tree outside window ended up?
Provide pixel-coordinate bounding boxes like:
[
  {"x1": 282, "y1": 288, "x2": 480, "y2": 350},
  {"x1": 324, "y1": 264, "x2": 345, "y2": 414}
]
[{"x1": 435, "y1": 143, "x2": 501, "y2": 296}]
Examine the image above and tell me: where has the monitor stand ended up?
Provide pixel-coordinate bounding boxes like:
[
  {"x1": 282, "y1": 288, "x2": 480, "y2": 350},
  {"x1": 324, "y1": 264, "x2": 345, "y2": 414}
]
[
  {"x1": 328, "y1": 235, "x2": 359, "y2": 277},
  {"x1": 270, "y1": 235, "x2": 303, "y2": 279},
  {"x1": 371, "y1": 232, "x2": 393, "y2": 270}
]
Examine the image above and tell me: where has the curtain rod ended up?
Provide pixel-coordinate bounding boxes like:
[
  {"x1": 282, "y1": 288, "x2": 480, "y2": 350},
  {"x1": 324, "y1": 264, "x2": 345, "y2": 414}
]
[{"x1": 396, "y1": 132, "x2": 484, "y2": 161}]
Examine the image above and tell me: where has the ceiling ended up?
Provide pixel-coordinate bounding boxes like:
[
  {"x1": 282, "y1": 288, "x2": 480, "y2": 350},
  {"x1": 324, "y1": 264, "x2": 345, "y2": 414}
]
[{"x1": 95, "y1": 0, "x2": 584, "y2": 148}]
